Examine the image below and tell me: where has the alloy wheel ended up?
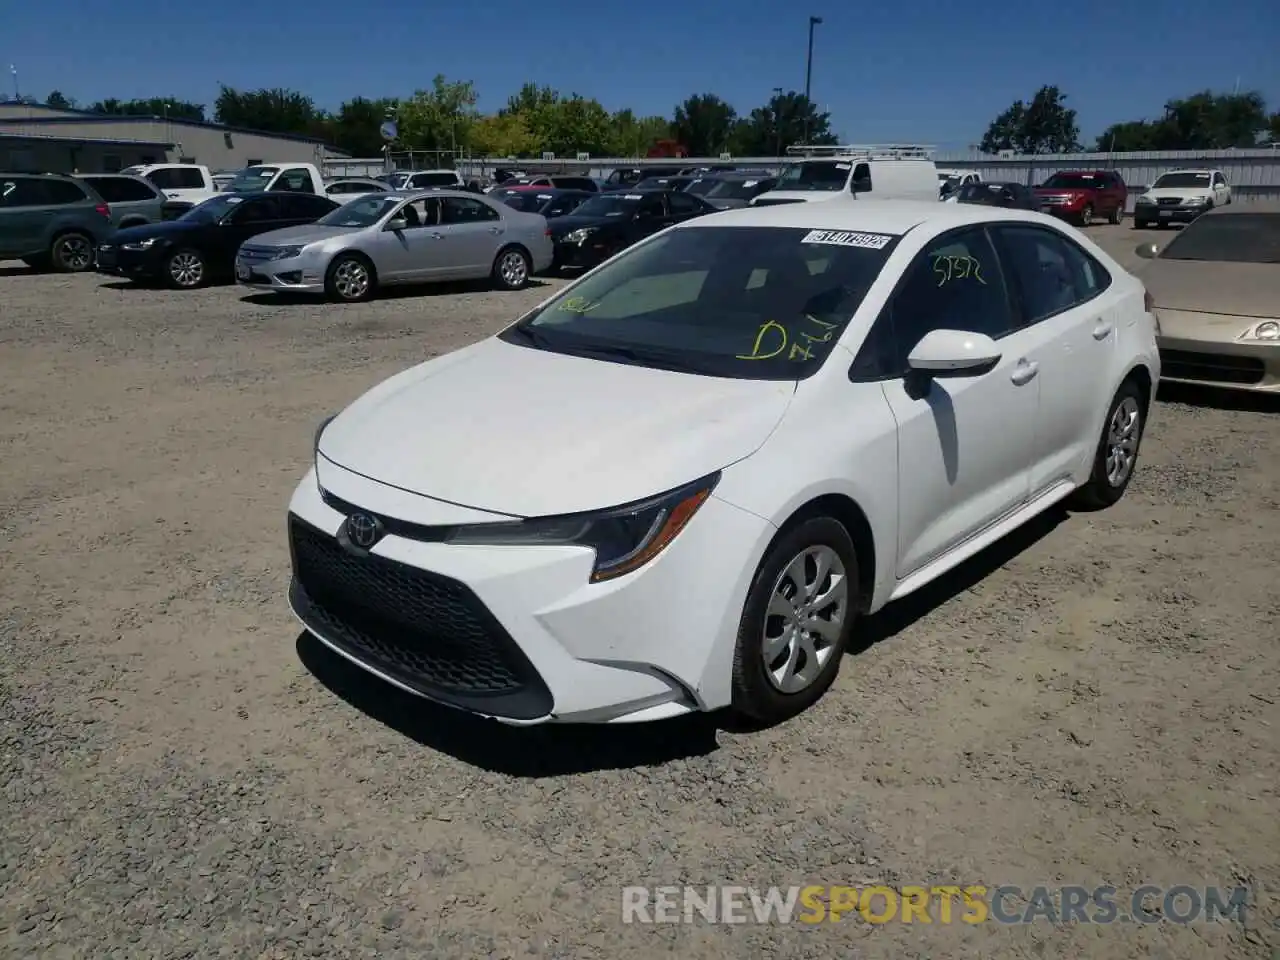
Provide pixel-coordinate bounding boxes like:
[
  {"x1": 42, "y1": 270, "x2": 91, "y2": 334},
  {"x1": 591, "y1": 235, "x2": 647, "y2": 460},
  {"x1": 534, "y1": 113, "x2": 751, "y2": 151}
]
[
  {"x1": 1105, "y1": 396, "x2": 1142, "y2": 487},
  {"x1": 57, "y1": 235, "x2": 93, "y2": 271},
  {"x1": 499, "y1": 250, "x2": 528, "y2": 288},
  {"x1": 760, "y1": 545, "x2": 849, "y2": 694},
  {"x1": 333, "y1": 259, "x2": 369, "y2": 300},
  {"x1": 169, "y1": 252, "x2": 204, "y2": 287}
]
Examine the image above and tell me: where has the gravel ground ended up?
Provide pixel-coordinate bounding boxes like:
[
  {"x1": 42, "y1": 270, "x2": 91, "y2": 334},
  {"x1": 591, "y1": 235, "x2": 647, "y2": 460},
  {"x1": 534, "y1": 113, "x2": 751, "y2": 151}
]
[{"x1": 1, "y1": 224, "x2": 1277, "y2": 960}]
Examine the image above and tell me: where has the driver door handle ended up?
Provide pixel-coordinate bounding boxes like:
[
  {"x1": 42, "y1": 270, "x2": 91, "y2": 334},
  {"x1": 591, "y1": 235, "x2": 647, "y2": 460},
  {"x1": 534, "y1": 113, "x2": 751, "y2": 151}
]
[
  {"x1": 1010, "y1": 359, "x2": 1039, "y2": 386},
  {"x1": 430, "y1": 231, "x2": 444, "y2": 239},
  {"x1": 1092, "y1": 319, "x2": 1113, "y2": 340},
  {"x1": 488, "y1": 226, "x2": 503, "y2": 234}
]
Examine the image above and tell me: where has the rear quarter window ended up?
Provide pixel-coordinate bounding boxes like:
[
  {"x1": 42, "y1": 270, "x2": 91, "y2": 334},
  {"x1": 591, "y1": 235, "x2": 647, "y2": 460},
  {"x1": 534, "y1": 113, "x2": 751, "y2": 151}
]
[{"x1": 43, "y1": 180, "x2": 91, "y2": 205}]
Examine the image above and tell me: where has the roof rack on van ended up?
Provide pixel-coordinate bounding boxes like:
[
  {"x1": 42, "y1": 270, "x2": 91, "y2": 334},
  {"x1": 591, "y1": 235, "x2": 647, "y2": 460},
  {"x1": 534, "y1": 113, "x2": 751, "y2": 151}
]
[{"x1": 785, "y1": 143, "x2": 935, "y2": 159}]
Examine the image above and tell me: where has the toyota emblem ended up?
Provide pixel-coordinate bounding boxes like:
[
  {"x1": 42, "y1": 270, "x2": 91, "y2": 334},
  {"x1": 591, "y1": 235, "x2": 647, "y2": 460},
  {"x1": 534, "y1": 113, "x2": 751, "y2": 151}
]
[{"x1": 345, "y1": 512, "x2": 383, "y2": 549}]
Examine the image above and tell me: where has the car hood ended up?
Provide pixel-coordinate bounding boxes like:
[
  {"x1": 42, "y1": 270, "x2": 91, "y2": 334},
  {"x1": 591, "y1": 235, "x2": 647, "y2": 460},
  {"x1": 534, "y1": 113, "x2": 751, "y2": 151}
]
[
  {"x1": 752, "y1": 190, "x2": 842, "y2": 204},
  {"x1": 106, "y1": 220, "x2": 203, "y2": 244},
  {"x1": 1140, "y1": 258, "x2": 1280, "y2": 319},
  {"x1": 246, "y1": 224, "x2": 354, "y2": 247},
  {"x1": 1141, "y1": 187, "x2": 1213, "y2": 201},
  {"x1": 1033, "y1": 185, "x2": 1092, "y2": 196},
  {"x1": 317, "y1": 336, "x2": 796, "y2": 517}
]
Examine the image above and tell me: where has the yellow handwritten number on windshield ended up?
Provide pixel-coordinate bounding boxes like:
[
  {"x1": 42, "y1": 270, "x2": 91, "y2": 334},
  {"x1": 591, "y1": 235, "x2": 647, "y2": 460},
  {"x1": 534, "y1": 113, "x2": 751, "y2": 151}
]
[
  {"x1": 933, "y1": 255, "x2": 986, "y2": 287},
  {"x1": 737, "y1": 321, "x2": 788, "y2": 360},
  {"x1": 558, "y1": 296, "x2": 600, "y2": 314}
]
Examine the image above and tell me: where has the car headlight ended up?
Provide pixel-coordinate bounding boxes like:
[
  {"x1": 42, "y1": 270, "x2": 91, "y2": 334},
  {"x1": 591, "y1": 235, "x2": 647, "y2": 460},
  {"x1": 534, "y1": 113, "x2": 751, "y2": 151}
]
[
  {"x1": 1184, "y1": 196, "x2": 1210, "y2": 205},
  {"x1": 271, "y1": 245, "x2": 305, "y2": 260},
  {"x1": 314, "y1": 414, "x2": 337, "y2": 459},
  {"x1": 563, "y1": 228, "x2": 595, "y2": 244},
  {"x1": 444, "y1": 472, "x2": 720, "y2": 582},
  {"x1": 1241, "y1": 321, "x2": 1280, "y2": 341},
  {"x1": 121, "y1": 237, "x2": 160, "y2": 251},
  {"x1": 1136, "y1": 195, "x2": 1155, "y2": 205}
]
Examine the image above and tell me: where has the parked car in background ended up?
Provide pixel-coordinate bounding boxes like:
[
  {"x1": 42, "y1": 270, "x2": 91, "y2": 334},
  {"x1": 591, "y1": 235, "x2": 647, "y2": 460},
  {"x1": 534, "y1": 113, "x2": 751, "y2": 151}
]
[
  {"x1": 1132, "y1": 169, "x2": 1232, "y2": 228},
  {"x1": 949, "y1": 181, "x2": 1042, "y2": 211},
  {"x1": 1135, "y1": 202, "x2": 1279, "y2": 393},
  {"x1": 548, "y1": 189, "x2": 717, "y2": 270},
  {"x1": 121, "y1": 163, "x2": 220, "y2": 208},
  {"x1": 0, "y1": 172, "x2": 114, "y2": 272},
  {"x1": 684, "y1": 174, "x2": 779, "y2": 209},
  {"x1": 211, "y1": 172, "x2": 237, "y2": 191},
  {"x1": 603, "y1": 166, "x2": 684, "y2": 190},
  {"x1": 496, "y1": 188, "x2": 593, "y2": 219},
  {"x1": 74, "y1": 173, "x2": 167, "y2": 228},
  {"x1": 235, "y1": 190, "x2": 553, "y2": 302},
  {"x1": 1034, "y1": 170, "x2": 1127, "y2": 226},
  {"x1": 289, "y1": 199, "x2": 1158, "y2": 726},
  {"x1": 158, "y1": 163, "x2": 332, "y2": 220},
  {"x1": 324, "y1": 178, "x2": 393, "y2": 203},
  {"x1": 753, "y1": 150, "x2": 939, "y2": 205},
  {"x1": 633, "y1": 175, "x2": 699, "y2": 192},
  {"x1": 387, "y1": 170, "x2": 467, "y2": 190},
  {"x1": 96, "y1": 192, "x2": 340, "y2": 289},
  {"x1": 678, "y1": 164, "x2": 738, "y2": 175}
]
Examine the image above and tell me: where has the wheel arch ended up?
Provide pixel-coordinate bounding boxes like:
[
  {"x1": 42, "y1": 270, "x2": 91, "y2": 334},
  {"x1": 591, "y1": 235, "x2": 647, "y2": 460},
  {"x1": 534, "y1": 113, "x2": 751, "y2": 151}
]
[{"x1": 770, "y1": 493, "x2": 878, "y2": 615}]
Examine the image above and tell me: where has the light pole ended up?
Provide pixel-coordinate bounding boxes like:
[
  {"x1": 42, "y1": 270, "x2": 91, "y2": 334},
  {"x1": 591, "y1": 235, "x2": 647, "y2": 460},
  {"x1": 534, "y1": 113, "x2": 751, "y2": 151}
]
[
  {"x1": 803, "y1": 16, "x2": 822, "y2": 146},
  {"x1": 772, "y1": 86, "x2": 784, "y2": 157}
]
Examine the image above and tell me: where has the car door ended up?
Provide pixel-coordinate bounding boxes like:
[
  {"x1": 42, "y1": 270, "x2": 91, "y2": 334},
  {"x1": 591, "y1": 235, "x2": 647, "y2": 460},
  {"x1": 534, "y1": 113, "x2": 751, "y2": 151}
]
[
  {"x1": 990, "y1": 223, "x2": 1116, "y2": 495},
  {"x1": 276, "y1": 193, "x2": 338, "y2": 226},
  {"x1": 543, "y1": 193, "x2": 585, "y2": 218},
  {"x1": 0, "y1": 176, "x2": 46, "y2": 257},
  {"x1": 217, "y1": 196, "x2": 286, "y2": 265},
  {"x1": 436, "y1": 195, "x2": 504, "y2": 277},
  {"x1": 666, "y1": 190, "x2": 710, "y2": 225},
  {"x1": 372, "y1": 197, "x2": 449, "y2": 281},
  {"x1": 626, "y1": 193, "x2": 671, "y2": 246},
  {"x1": 875, "y1": 226, "x2": 1037, "y2": 578}
]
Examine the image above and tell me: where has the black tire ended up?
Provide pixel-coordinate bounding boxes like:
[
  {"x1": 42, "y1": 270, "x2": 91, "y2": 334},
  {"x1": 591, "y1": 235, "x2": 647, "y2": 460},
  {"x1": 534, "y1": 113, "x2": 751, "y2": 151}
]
[
  {"x1": 49, "y1": 232, "x2": 95, "y2": 273},
  {"x1": 1108, "y1": 204, "x2": 1123, "y2": 224},
  {"x1": 165, "y1": 248, "x2": 206, "y2": 289},
  {"x1": 1133, "y1": 219, "x2": 1148, "y2": 229},
  {"x1": 730, "y1": 516, "x2": 859, "y2": 726},
  {"x1": 491, "y1": 245, "x2": 531, "y2": 290},
  {"x1": 1070, "y1": 379, "x2": 1147, "y2": 511},
  {"x1": 1078, "y1": 204, "x2": 1094, "y2": 227},
  {"x1": 324, "y1": 254, "x2": 375, "y2": 302}
]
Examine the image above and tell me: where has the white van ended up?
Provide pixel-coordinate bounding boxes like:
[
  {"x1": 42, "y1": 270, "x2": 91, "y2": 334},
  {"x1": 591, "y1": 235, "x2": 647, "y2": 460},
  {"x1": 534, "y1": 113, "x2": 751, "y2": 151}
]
[{"x1": 752, "y1": 144, "x2": 939, "y2": 206}]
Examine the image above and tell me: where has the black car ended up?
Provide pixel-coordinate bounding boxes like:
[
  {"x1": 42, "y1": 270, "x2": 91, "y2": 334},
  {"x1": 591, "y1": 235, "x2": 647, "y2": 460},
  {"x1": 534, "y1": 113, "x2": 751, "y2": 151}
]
[
  {"x1": 953, "y1": 181, "x2": 1043, "y2": 212},
  {"x1": 96, "y1": 191, "x2": 340, "y2": 289},
  {"x1": 496, "y1": 188, "x2": 594, "y2": 219},
  {"x1": 684, "y1": 174, "x2": 779, "y2": 209},
  {"x1": 548, "y1": 189, "x2": 718, "y2": 270},
  {"x1": 632, "y1": 175, "x2": 699, "y2": 192},
  {"x1": 602, "y1": 166, "x2": 685, "y2": 191}
]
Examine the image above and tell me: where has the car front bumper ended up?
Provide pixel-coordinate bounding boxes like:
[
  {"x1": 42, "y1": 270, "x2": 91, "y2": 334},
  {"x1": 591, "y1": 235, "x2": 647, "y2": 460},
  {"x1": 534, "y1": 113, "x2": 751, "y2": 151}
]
[
  {"x1": 95, "y1": 243, "x2": 165, "y2": 278},
  {"x1": 287, "y1": 461, "x2": 775, "y2": 724},
  {"x1": 552, "y1": 237, "x2": 616, "y2": 269},
  {"x1": 1133, "y1": 203, "x2": 1209, "y2": 224},
  {"x1": 235, "y1": 253, "x2": 327, "y2": 294},
  {"x1": 1157, "y1": 335, "x2": 1279, "y2": 393}
]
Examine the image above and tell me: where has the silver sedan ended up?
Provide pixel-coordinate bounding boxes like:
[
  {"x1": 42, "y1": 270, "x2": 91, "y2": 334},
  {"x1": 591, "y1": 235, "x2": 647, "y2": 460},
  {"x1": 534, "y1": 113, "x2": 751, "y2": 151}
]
[{"x1": 233, "y1": 190, "x2": 554, "y2": 302}]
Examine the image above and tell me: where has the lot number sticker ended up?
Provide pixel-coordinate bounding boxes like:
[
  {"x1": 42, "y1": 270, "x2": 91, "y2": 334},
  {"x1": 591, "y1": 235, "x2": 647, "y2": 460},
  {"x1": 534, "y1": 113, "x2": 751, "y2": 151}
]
[{"x1": 801, "y1": 229, "x2": 894, "y2": 250}]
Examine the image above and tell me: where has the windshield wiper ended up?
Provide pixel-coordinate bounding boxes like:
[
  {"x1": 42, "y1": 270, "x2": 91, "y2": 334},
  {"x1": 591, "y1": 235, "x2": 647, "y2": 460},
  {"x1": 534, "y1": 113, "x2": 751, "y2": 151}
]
[{"x1": 564, "y1": 343, "x2": 707, "y2": 374}]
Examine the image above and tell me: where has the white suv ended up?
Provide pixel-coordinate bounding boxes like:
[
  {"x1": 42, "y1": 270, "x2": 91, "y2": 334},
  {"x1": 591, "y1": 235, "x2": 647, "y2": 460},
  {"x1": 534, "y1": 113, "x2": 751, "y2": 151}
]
[{"x1": 1133, "y1": 169, "x2": 1231, "y2": 227}]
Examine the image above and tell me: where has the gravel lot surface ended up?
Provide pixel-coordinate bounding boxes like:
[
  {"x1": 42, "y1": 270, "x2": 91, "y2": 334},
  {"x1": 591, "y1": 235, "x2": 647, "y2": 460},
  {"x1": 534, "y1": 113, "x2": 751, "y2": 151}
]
[{"x1": 2, "y1": 224, "x2": 1277, "y2": 960}]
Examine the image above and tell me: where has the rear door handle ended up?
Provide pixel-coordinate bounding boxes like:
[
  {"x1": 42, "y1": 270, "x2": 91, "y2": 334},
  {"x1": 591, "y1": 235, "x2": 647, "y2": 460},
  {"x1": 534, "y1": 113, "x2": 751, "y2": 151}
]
[
  {"x1": 488, "y1": 226, "x2": 503, "y2": 234},
  {"x1": 1010, "y1": 359, "x2": 1039, "y2": 385},
  {"x1": 1092, "y1": 319, "x2": 1113, "y2": 340}
]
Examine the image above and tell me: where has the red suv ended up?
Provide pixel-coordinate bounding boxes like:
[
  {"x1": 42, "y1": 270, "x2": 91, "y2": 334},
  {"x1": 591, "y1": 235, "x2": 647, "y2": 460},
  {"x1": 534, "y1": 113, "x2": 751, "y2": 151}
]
[{"x1": 1033, "y1": 170, "x2": 1127, "y2": 226}]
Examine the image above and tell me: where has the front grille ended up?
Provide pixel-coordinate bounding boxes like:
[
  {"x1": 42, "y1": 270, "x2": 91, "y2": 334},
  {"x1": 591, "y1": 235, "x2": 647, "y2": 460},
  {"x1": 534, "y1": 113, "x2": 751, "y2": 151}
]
[
  {"x1": 288, "y1": 514, "x2": 552, "y2": 719},
  {"x1": 1157, "y1": 197, "x2": 1182, "y2": 207},
  {"x1": 1160, "y1": 348, "x2": 1264, "y2": 385},
  {"x1": 238, "y1": 246, "x2": 277, "y2": 264}
]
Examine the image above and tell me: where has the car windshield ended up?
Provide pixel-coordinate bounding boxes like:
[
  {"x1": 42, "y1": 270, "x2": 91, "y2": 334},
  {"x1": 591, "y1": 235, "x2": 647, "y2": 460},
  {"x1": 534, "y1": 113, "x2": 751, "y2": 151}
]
[
  {"x1": 1153, "y1": 172, "x2": 1212, "y2": 189},
  {"x1": 1042, "y1": 173, "x2": 1102, "y2": 189},
  {"x1": 501, "y1": 225, "x2": 899, "y2": 380},
  {"x1": 958, "y1": 183, "x2": 1013, "y2": 204},
  {"x1": 1158, "y1": 213, "x2": 1280, "y2": 264},
  {"x1": 705, "y1": 179, "x2": 769, "y2": 200},
  {"x1": 178, "y1": 194, "x2": 246, "y2": 222},
  {"x1": 774, "y1": 161, "x2": 850, "y2": 192},
  {"x1": 385, "y1": 174, "x2": 410, "y2": 188},
  {"x1": 226, "y1": 166, "x2": 280, "y2": 193},
  {"x1": 572, "y1": 194, "x2": 642, "y2": 218},
  {"x1": 413, "y1": 172, "x2": 461, "y2": 186},
  {"x1": 501, "y1": 192, "x2": 553, "y2": 214},
  {"x1": 315, "y1": 195, "x2": 401, "y2": 228},
  {"x1": 684, "y1": 179, "x2": 718, "y2": 196}
]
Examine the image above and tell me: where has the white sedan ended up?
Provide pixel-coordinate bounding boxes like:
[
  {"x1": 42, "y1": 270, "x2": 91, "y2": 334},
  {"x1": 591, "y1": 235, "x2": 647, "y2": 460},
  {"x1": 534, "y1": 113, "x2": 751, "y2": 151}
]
[
  {"x1": 323, "y1": 178, "x2": 393, "y2": 204},
  {"x1": 288, "y1": 199, "x2": 1160, "y2": 726}
]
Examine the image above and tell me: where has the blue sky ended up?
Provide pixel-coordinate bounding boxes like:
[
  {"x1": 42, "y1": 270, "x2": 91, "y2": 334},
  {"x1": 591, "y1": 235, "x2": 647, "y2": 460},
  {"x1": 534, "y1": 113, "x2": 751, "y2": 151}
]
[{"x1": 6, "y1": 0, "x2": 1279, "y2": 149}]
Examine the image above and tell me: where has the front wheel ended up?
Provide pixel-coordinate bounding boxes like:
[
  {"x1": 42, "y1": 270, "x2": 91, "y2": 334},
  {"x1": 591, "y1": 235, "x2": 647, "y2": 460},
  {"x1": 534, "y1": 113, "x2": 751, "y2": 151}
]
[
  {"x1": 1070, "y1": 380, "x2": 1147, "y2": 511},
  {"x1": 491, "y1": 246, "x2": 531, "y2": 290},
  {"x1": 166, "y1": 249, "x2": 206, "y2": 289},
  {"x1": 730, "y1": 516, "x2": 858, "y2": 726},
  {"x1": 50, "y1": 232, "x2": 94, "y2": 273},
  {"x1": 1078, "y1": 204, "x2": 1095, "y2": 227},
  {"x1": 325, "y1": 254, "x2": 375, "y2": 302}
]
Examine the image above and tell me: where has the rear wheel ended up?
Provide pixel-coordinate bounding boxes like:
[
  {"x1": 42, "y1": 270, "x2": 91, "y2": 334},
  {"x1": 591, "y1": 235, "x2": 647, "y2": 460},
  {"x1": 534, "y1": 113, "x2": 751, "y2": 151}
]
[
  {"x1": 1108, "y1": 204, "x2": 1123, "y2": 224},
  {"x1": 1070, "y1": 380, "x2": 1147, "y2": 511},
  {"x1": 325, "y1": 254, "x2": 375, "y2": 302},
  {"x1": 166, "y1": 249, "x2": 206, "y2": 289},
  {"x1": 491, "y1": 246, "x2": 531, "y2": 290},
  {"x1": 730, "y1": 516, "x2": 858, "y2": 726},
  {"x1": 50, "y1": 232, "x2": 94, "y2": 273}
]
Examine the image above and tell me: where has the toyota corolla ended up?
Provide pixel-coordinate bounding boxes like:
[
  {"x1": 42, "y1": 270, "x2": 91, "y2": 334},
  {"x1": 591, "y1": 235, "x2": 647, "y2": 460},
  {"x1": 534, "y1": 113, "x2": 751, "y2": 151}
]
[{"x1": 288, "y1": 200, "x2": 1159, "y2": 726}]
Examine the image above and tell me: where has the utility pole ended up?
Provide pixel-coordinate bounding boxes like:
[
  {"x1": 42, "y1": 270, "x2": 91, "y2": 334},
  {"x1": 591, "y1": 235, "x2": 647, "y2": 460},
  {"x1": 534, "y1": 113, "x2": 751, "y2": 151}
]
[
  {"x1": 772, "y1": 86, "x2": 784, "y2": 157},
  {"x1": 9, "y1": 64, "x2": 19, "y2": 102},
  {"x1": 803, "y1": 17, "x2": 822, "y2": 146}
]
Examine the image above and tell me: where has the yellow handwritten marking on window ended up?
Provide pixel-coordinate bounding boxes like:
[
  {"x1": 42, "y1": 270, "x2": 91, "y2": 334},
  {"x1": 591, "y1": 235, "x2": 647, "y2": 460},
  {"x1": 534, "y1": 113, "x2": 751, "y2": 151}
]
[
  {"x1": 558, "y1": 296, "x2": 601, "y2": 314},
  {"x1": 933, "y1": 255, "x2": 986, "y2": 287},
  {"x1": 738, "y1": 317, "x2": 839, "y2": 362}
]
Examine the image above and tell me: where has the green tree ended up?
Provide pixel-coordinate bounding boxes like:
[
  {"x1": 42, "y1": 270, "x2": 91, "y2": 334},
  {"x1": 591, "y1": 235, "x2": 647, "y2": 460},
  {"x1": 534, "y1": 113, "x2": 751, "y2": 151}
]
[
  {"x1": 213, "y1": 86, "x2": 314, "y2": 133},
  {"x1": 980, "y1": 85, "x2": 1080, "y2": 154},
  {"x1": 672, "y1": 94, "x2": 737, "y2": 157},
  {"x1": 1093, "y1": 120, "x2": 1162, "y2": 152},
  {"x1": 46, "y1": 90, "x2": 75, "y2": 109},
  {"x1": 89, "y1": 97, "x2": 205, "y2": 121},
  {"x1": 1269, "y1": 112, "x2": 1280, "y2": 143},
  {"x1": 468, "y1": 112, "x2": 541, "y2": 156},
  {"x1": 1158, "y1": 90, "x2": 1267, "y2": 148},
  {"x1": 538, "y1": 95, "x2": 613, "y2": 156},
  {"x1": 606, "y1": 110, "x2": 671, "y2": 156},
  {"x1": 397, "y1": 75, "x2": 478, "y2": 152},
  {"x1": 328, "y1": 96, "x2": 400, "y2": 155},
  {"x1": 729, "y1": 91, "x2": 836, "y2": 156}
]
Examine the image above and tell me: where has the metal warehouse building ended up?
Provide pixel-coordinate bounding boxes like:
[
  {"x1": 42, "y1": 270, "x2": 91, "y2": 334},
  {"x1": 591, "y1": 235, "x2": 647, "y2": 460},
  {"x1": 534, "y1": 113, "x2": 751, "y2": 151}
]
[{"x1": 0, "y1": 102, "x2": 346, "y2": 174}]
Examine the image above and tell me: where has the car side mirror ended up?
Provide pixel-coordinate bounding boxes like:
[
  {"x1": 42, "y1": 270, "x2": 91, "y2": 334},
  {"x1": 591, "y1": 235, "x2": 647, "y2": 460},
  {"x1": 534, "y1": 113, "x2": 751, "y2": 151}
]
[
  {"x1": 907, "y1": 329, "x2": 1001, "y2": 376},
  {"x1": 851, "y1": 177, "x2": 872, "y2": 194},
  {"x1": 386, "y1": 216, "x2": 408, "y2": 231},
  {"x1": 1134, "y1": 242, "x2": 1160, "y2": 259}
]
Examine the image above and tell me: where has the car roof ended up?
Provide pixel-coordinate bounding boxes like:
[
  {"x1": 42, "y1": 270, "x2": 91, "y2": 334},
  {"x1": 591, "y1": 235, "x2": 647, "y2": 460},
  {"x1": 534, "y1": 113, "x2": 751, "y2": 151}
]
[
  {"x1": 1204, "y1": 200, "x2": 1280, "y2": 215},
  {"x1": 682, "y1": 198, "x2": 1052, "y2": 235},
  {"x1": 385, "y1": 189, "x2": 496, "y2": 200}
]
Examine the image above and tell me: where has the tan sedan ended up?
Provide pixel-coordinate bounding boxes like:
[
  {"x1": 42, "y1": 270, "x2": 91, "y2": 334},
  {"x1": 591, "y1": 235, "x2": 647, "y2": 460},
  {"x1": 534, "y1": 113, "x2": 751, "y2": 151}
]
[{"x1": 1135, "y1": 201, "x2": 1280, "y2": 393}]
